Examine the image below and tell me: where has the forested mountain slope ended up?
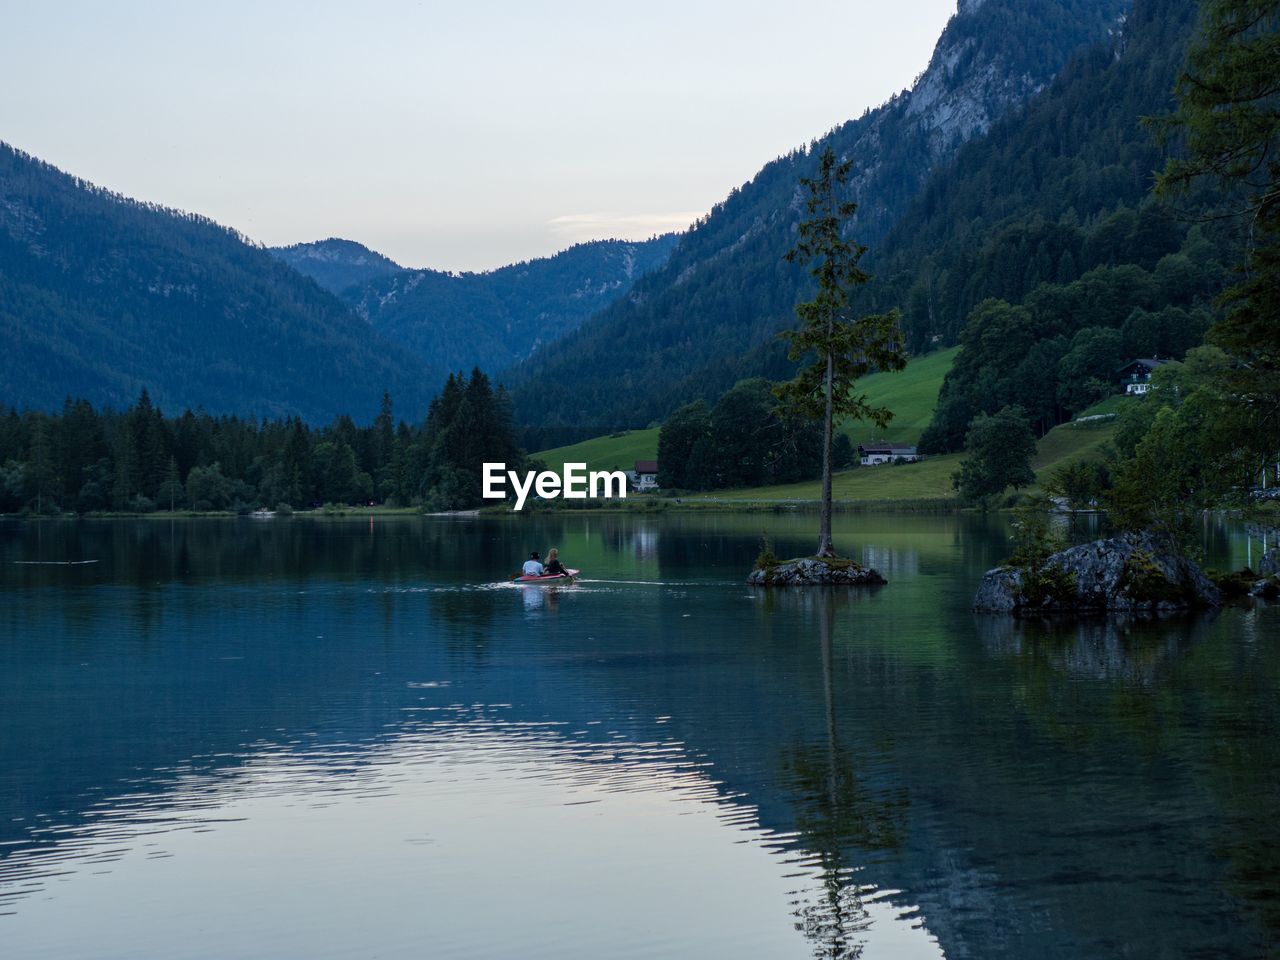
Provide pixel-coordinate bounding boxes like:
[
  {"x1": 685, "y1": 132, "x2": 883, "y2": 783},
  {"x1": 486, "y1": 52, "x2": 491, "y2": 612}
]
[
  {"x1": 508, "y1": 0, "x2": 1130, "y2": 441},
  {"x1": 0, "y1": 143, "x2": 429, "y2": 423},
  {"x1": 868, "y1": 0, "x2": 1208, "y2": 350},
  {"x1": 270, "y1": 238, "x2": 403, "y2": 294},
  {"x1": 345, "y1": 235, "x2": 678, "y2": 387}
]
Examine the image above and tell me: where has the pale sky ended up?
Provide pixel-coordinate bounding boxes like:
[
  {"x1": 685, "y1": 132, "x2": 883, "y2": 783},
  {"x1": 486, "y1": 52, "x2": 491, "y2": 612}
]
[{"x1": 1, "y1": 0, "x2": 958, "y2": 272}]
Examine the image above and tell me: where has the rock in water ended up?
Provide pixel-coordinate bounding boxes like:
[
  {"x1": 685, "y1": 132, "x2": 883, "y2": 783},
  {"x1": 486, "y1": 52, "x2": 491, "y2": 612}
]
[
  {"x1": 747, "y1": 557, "x2": 887, "y2": 587},
  {"x1": 1260, "y1": 547, "x2": 1279, "y2": 578},
  {"x1": 973, "y1": 531, "x2": 1221, "y2": 614}
]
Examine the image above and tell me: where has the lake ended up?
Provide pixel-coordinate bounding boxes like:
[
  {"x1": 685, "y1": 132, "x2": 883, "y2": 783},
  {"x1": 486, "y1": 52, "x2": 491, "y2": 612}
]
[{"x1": 1, "y1": 513, "x2": 1276, "y2": 959}]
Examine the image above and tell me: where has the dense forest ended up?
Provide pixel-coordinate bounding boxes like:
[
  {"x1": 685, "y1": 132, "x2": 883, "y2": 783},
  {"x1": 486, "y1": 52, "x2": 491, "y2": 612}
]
[
  {"x1": 871, "y1": 0, "x2": 1238, "y2": 451},
  {"x1": 0, "y1": 371, "x2": 526, "y2": 515},
  {"x1": 341, "y1": 235, "x2": 679, "y2": 390},
  {"x1": 0, "y1": 144, "x2": 430, "y2": 423},
  {"x1": 0, "y1": 147, "x2": 675, "y2": 428},
  {"x1": 506, "y1": 0, "x2": 1130, "y2": 445},
  {"x1": 527, "y1": 0, "x2": 1235, "y2": 461},
  {"x1": 654, "y1": 382, "x2": 829, "y2": 492}
]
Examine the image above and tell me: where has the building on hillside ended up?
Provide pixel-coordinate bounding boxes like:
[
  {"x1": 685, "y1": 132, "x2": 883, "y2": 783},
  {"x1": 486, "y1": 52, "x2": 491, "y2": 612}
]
[
  {"x1": 858, "y1": 443, "x2": 919, "y2": 466},
  {"x1": 630, "y1": 460, "x2": 659, "y2": 491},
  {"x1": 1117, "y1": 358, "x2": 1167, "y2": 395}
]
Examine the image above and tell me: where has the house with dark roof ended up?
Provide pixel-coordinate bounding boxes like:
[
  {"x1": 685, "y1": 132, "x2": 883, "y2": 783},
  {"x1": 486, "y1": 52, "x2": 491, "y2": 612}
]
[
  {"x1": 630, "y1": 460, "x2": 659, "y2": 490},
  {"x1": 858, "y1": 443, "x2": 919, "y2": 466},
  {"x1": 1117, "y1": 358, "x2": 1168, "y2": 396}
]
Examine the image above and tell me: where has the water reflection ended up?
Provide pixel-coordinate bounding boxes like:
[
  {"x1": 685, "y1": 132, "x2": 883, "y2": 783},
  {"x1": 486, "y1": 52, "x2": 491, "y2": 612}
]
[
  {"x1": 781, "y1": 591, "x2": 912, "y2": 959},
  {"x1": 974, "y1": 613, "x2": 1215, "y2": 683},
  {"x1": 0, "y1": 514, "x2": 1276, "y2": 959}
]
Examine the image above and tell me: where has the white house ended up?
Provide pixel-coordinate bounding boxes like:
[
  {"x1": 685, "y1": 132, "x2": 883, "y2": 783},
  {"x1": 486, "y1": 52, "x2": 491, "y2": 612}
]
[
  {"x1": 1118, "y1": 358, "x2": 1167, "y2": 395},
  {"x1": 858, "y1": 443, "x2": 919, "y2": 466},
  {"x1": 630, "y1": 460, "x2": 659, "y2": 491}
]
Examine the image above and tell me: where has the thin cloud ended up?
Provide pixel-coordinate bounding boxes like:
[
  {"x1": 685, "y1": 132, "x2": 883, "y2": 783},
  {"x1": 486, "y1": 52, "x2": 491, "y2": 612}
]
[{"x1": 547, "y1": 211, "x2": 701, "y2": 242}]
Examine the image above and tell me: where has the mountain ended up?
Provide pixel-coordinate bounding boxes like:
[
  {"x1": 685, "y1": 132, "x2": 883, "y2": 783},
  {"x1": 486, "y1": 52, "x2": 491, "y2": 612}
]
[
  {"x1": 506, "y1": 0, "x2": 1131, "y2": 440},
  {"x1": 0, "y1": 143, "x2": 429, "y2": 423},
  {"x1": 871, "y1": 0, "x2": 1205, "y2": 349},
  {"x1": 878, "y1": 0, "x2": 1224, "y2": 451},
  {"x1": 270, "y1": 238, "x2": 403, "y2": 295},
  {"x1": 344, "y1": 235, "x2": 679, "y2": 387}
]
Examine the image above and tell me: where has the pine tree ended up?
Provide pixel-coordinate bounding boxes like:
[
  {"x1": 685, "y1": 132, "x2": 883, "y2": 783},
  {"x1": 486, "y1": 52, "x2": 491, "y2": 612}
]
[
  {"x1": 775, "y1": 147, "x2": 906, "y2": 557},
  {"x1": 157, "y1": 457, "x2": 184, "y2": 512},
  {"x1": 27, "y1": 416, "x2": 55, "y2": 513},
  {"x1": 1154, "y1": 0, "x2": 1280, "y2": 477}
]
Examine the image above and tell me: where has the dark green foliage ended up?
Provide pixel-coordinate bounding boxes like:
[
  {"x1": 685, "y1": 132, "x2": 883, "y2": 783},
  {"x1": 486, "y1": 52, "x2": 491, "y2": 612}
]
[
  {"x1": 1057, "y1": 326, "x2": 1124, "y2": 412},
  {"x1": 505, "y1": 0, "x2": 1128, "y2": 434},
  {"x1": 0, "y1": 376, "x2": 523, "y2": 513},
  {"x1": 0, "y1": 143, "x2": 430, "y2": 423},
  {"x1": 833, "y1": 434, "x2": 856, "y2": 469},
  {"x1": 1104, "y1": 353, "x2": 1252, "y2": 540},
  {"x1": 753, "y1": 535, "x2": 779, "y2": 572},
  {"x1": 1043, "y1": 458, "x2": 1111, "y2": 511},
  {"x1": 1117, "y1": 549, "x2": 1185, "y2": 604},
  {"x1": 1007, "y1": 500, "x2": 1079, "y2": 605},
  {"x1": 1154, "y1": 0, "x2": 1280, "y2": 482},
  {"x1": 775, "y1": 147, "x2": 907, "y2": 555},
  {"x1": 656, "y1": 400, "x2": 711, "y2": 490},
  {"x1": 902, "y1": 0, "x2": 1250, "y2": 451},
  {"x1": 657, "y1": 379, "x2": 821, "y2": 491},
  {"x1": 419, "y1": 370, "x2": 526, "y2": 511},
  {"x1": 952, "y1": 406, "x2": 1039, "y2": 505}
]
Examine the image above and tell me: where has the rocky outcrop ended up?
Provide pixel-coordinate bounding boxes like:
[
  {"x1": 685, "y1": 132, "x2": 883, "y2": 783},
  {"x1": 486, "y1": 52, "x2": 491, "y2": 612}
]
[
  {"x1": 973, "y1": 532, "x2": 1221, "y2": 614},
  {"x1": 1260, "y1": 548, "x2": 1279, "y2": 577},
  {"x1": 747, "y1": 557, "x2": 887, "y2": 587},
  {"x1": 1249, "y1": 574, "x2": 1280, "y2": 600}
]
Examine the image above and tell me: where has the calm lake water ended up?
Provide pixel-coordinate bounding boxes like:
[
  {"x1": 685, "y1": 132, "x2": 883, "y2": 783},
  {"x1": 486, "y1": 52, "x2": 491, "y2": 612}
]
[{"x1": 1, "y1": 513, "x2": 1277, "y2": 959}]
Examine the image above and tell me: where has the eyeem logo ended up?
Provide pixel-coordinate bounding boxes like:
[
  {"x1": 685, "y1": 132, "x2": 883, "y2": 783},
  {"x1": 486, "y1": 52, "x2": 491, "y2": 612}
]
[{"x1": 483, "y1": 462, "x2": 628, "y2": 511}]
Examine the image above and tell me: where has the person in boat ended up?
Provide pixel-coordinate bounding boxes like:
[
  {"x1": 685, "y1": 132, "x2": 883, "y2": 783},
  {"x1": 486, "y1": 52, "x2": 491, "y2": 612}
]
[
  {"x1": 522, "y1": 552, "x2": 544, "y2": 577},
  {"x1": 543, "y1": 547, "x2": 571, "y2": 578}
]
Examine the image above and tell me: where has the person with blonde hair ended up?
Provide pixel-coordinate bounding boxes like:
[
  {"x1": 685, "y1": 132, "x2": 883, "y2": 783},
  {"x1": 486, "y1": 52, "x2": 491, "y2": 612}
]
[{"x1": 543, "y1": 547, "x2": 572, "y2": 578}]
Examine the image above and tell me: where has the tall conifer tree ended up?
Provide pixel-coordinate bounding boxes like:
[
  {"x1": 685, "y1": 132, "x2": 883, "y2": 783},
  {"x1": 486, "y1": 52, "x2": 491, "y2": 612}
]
[{"x1": 776, "y1": 148, "x2": 906, "y2": 557}]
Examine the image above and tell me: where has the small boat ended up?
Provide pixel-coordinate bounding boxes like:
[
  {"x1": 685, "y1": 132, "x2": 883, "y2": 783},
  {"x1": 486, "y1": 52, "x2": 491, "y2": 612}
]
[{"x1": 513, "y1": 568, "x2": 580, "y2": 584}]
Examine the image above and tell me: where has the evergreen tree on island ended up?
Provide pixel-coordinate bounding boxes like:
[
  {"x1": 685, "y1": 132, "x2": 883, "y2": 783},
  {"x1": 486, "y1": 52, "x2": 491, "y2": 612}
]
[{"x1": 775, "y1": 147, "x2": 906, "y2": 557}]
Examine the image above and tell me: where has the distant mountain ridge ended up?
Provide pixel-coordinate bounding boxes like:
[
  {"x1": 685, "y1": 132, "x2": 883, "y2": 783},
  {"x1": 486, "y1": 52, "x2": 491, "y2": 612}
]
[
  {"x1": 0, "y1": 142, "x2": 429, "y2": 423},
  {"x1": 506, "y1": 0, "x2": 1131, "y2": 438},
  {"x1": 271, "y1": 238, "x2": 403, "y2": 294},
  {"x1": 0, "y1": 143, "x2": 675, "y2": 423},
  {"x1": 343, "y1": 236, "x2": 679, "y2": 387}
]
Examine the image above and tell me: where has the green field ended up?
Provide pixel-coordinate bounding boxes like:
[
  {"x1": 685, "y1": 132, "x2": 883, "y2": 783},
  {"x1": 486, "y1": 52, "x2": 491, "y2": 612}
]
[
  {"x1": 838, "y1": 345, "x2": 957, "y2": 445},
  {"x1": 1032, "y1": 418, "x2": 1118, "y2": 474},
  {"x1": 534, "y1": 346, "x2": 958, "y2": 472},
  {"x1": 534, "y1": 345, "x2": 1132, "y2": 505},
  {"x1": 534, "y1": 428, "x2": 659, "y2": 474},
  {"x1": 688, "y1": 416, "x2": 1119, "y2": 504}
]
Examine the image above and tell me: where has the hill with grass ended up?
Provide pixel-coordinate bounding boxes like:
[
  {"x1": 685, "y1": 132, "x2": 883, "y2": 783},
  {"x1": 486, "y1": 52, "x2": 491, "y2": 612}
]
[
  {"x1": 534, "y1": 350, "x2": 1133, "y2": 506},
  {"x1": 687, "y1": 411, "x2": 1122, "y2": 505},
  {"x1": 535, "y1": 346, "x2": 957, "y2": 473}
]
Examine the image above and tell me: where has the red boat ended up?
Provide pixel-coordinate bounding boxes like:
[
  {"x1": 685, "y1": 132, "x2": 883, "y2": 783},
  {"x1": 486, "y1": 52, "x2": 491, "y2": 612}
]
[{"x1": 513, "y1": 568, "x2": 580, "y2": 583}]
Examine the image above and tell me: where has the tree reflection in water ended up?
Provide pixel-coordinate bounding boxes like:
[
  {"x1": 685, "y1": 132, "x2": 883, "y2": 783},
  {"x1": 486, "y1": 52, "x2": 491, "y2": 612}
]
[{"x1": 774, "y1": 589, "x2": 908, "y2": 960}]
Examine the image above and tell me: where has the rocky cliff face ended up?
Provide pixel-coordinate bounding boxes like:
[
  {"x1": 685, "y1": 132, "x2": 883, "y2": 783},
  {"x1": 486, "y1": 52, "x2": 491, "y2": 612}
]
[
  {"x1": 973, "y1": 532, "x2": 1222, "y2": 614},
  {"x1": 509, "y1": 0, "x2": 1131, "y2": 430}
]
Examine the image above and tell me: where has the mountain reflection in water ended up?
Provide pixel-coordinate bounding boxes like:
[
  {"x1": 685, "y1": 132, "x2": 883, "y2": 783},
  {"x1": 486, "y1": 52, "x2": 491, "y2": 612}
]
[{"x1": 0, "y1": 514, "x2": 1276, "y2": 959}]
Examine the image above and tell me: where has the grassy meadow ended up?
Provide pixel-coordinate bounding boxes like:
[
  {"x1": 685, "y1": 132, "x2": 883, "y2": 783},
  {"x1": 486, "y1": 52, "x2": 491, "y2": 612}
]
[{"x1": 535, "y1": 347, "x2": 1134, "y2": 506}]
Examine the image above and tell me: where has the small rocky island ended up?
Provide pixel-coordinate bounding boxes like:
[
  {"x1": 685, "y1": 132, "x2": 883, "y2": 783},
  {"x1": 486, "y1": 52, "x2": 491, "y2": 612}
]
[
  {"x1": 747, "y1": 556, "x2": 887, "y2": 586},
  {"x1": 974, "y1": 531, "x2": 1221, "y2": 615}
]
